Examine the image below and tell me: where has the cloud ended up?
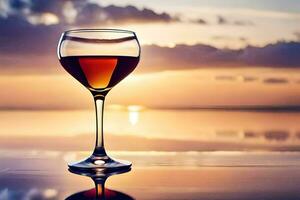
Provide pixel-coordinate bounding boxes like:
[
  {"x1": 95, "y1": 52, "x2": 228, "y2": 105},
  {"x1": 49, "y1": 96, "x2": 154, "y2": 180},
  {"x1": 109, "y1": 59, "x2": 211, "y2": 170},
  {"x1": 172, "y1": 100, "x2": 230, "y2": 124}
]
[
  {"x1": 217, "y1": 15, "x2": 254, "y2": 26},
  {"x1": 217, "y1": 15, "x2": 228, "y2": 25},
  {"x1": 29, "y1": 0, "x2": 65, "y2": 16},
  {"x1": 138, "y1": 41, "x2": 300, "y2": 73},
  {"x1": 0, "y1": 0, "x2": 177, "y2": 57},
  {"x1": 0, "y1": 1, "x2": 299, "y2": 74},
  {"x1": 1, "y1": 0, "x2": 177, "y2": 25},
  {"x1": 0, "y1": 0, "x2": 27, "y2": 17},
  {"x1": 1, "y1": 38, "x2": 300, "y2": 74},
  {"x1": 263, "y1": 78, "x2": 289, "y2": 84},
  {"x1": 0, "y1": 15, "x2": 64, "y2": 55},
  {"x1": 76, "y1": 4, "x2": 177, "y2": 25},
  {"x1": 211, "y1": 35, "x2": 248, "y2": 43},
  {"x1": 239, "y1": 37, "x2": 247, "y2": 42},
  {"x1": 3, "y1": 0, "x2": 83, "y2": 18},
  {"x1": 1, "y1": 22, "x2": 300, "y2": 74},
  {"x1": 191, "y1": 18, "x2": 207, "y2": 25},
  {"x1": 240, "y1": 42, "x2": 300, "y2": 67},
  {"x1": 264, "y1": 131, "x2": 289, "y2": 141},
  {"x1": 244, "y1": 130, "x2": 291, "y2": 141},
  {"x1": 244, "y1": 131, "x2": 260, "y2": 138}
]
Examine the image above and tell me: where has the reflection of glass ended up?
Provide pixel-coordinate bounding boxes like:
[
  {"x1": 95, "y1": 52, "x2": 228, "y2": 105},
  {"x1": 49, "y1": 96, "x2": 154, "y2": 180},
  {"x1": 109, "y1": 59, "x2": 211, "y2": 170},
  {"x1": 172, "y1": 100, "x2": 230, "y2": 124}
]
[
  {"x1": 66, "y1": 168, "x2": 133, "y2": 200},
  {"x1": 57, "y1": 29, "x2": 140, "y2": 172},
  {"x1": 65, "y1": 185, "x2": 134, "y2": 200}
]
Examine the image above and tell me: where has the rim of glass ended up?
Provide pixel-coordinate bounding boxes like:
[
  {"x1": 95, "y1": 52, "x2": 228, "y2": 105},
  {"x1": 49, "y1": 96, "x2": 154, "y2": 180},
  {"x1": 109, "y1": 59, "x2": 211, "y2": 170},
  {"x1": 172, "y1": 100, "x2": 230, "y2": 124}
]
[{"x1": 64, "y1": 28, "x2": 136, "y2": 35}]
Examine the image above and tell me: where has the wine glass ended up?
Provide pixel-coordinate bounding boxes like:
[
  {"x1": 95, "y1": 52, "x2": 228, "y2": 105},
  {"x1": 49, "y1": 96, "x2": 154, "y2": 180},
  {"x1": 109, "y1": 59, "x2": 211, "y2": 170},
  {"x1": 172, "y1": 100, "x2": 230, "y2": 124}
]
[{"x1": 57, "y1": 29, "x2": 140, "y2": 172}]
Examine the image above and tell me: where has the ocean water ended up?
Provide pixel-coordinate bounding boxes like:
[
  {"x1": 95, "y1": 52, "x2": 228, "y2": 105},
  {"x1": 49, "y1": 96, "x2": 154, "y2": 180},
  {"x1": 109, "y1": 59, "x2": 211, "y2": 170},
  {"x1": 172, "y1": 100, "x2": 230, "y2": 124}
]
[
  {"x1": 0, "y1": 108, "x2": 300, "y2": 151},
  {"x1": 1, "y1": 108, "x2": 300, "y2": 199}
]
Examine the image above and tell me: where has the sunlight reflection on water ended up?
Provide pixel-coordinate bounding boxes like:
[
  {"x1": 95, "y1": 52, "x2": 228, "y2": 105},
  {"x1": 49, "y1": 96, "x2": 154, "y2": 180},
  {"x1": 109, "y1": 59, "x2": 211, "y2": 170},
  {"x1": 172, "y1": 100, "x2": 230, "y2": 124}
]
[{"x1": 1, "y1": 109, "x2": 300, "y2": 152}]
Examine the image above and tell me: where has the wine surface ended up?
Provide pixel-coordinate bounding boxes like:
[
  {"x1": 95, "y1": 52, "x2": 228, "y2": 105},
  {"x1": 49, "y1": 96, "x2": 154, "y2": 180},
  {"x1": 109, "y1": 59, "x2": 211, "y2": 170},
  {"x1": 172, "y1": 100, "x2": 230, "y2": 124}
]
[{"x1": 60, "y1": 56, "x2": 139, "y2": 92}]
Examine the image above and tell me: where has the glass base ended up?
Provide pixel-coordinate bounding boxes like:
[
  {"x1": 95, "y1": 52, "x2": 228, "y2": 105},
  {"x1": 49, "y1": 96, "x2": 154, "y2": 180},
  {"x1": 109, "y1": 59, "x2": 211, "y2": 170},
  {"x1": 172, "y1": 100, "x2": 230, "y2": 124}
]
[{"x1": 68, "y1": 154, "x2": 132, "y2": 174}]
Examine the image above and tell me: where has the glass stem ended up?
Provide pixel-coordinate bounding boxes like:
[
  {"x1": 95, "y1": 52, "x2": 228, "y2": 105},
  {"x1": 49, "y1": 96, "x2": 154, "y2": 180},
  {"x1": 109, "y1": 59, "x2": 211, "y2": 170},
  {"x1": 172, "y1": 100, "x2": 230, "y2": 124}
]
[
  {"x1": 94, "y1": 179, "x2": 106, "y2": 199},
  {"x1": 93, "y1": 96, "x2": 107, "y2": 156}
]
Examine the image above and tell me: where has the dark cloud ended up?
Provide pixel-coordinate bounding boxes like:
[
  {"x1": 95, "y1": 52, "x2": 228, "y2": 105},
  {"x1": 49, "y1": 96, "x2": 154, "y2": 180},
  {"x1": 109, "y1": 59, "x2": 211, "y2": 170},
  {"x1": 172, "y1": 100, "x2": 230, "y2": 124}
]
[
  {"x1": 1, "y1": 0, "x2": 177, "y2": 25},
  {"x1": 0, "y1": 15, "x2": 64, "y2": 55},
  {"x1": 244, "y1": 131, "x2": 260, "y2": 138},
  {"x1": 2, "y1": 39, "x2": 300, "y2": 74},
  {"x1": 0, "y1": 0, "x2": 26, "y2": 16},
  {"x1": 2, "y1": 0, "x2": 69, "y2": 18},
  {"x1": 9, "y1": 0, "x2": 29, "y2": 10},
  {"x1": 240, "y1": 42, "x2": 300, "y2": 67},
  {"x1": 211, "y1": 36, "x2": 248, "y2": 43},
  {"x1": 263, "y1": 78, "x2": 289, "y2": 84},
  {"x1": 192, "y1": 18, "x2": 207, "y2": 25},
  {"x1": 239, "y1": 37, "x2": 247, "y2": 42},
  {"x1": 29, "y1": 0, "x2": 64, "y2": 15},
  {"x1": 0, "y1": 1, "x2": 176, "y2": 55},
  {"x1": 217, "y1": 16, "x2": 253, "y2": 26},
  {"x1": 217, "y1": 16, "x2": 228, "y2": 25},
  {"x1": 77, "y1": 4, "x2": 177, "y2": 25},
  {"x1": 1, "y1": 24, "x2": 300, "y2": 74},
  {"x1": 264, "y1": 131, "x2": 289, "y2": 141},
  {"x1": 138, "y1": 41, "x2": 300, "y2": 73},
  {"x1": 0, "y1": 0, "x2": 299, "y2": 74}
]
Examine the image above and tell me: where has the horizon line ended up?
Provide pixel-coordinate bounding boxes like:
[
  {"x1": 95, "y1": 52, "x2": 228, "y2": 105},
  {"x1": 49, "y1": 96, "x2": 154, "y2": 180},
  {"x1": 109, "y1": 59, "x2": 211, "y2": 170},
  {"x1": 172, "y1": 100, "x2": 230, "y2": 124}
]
[{"x1": 2, "y1": 105, "x2": 300, "y2": 112}]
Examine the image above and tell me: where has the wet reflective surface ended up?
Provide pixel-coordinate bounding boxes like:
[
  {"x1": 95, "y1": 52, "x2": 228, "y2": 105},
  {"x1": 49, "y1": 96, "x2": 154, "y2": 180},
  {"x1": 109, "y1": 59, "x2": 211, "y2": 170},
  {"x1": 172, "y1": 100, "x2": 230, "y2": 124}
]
[
  {"x1": 1, "y1": 150, "x2": 300, "y2": 199},
  {"x1": 66, "y1": 188, "x2": 134, "y2": 200},
  {"x1": 66, "y1": 168, "x2": 133, "y2": 200}
]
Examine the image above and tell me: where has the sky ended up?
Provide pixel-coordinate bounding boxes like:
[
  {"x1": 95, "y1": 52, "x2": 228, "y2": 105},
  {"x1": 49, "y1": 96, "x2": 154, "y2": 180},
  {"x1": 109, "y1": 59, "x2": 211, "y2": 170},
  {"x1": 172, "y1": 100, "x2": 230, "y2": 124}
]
[{"x1": 0, "y1": 0, "x2": 300, "y2": 109}]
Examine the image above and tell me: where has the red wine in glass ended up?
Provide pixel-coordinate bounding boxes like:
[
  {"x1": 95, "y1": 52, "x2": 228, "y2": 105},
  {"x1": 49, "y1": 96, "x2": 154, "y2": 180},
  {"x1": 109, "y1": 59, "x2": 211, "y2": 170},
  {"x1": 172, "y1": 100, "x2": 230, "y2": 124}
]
[{"x1": 60, "y1": 56, "x2": 139, "y2": 91}]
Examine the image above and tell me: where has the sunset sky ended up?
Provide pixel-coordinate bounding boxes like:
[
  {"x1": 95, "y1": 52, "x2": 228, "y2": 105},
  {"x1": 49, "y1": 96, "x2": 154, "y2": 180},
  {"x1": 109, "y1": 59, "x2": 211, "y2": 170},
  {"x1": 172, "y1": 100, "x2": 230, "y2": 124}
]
[
  {"x1": 1, "y1": 0, "x2": 300, "y2": 109},
  {"x1": 3, "y1": 4, "x2": 300, "y2": 198}
]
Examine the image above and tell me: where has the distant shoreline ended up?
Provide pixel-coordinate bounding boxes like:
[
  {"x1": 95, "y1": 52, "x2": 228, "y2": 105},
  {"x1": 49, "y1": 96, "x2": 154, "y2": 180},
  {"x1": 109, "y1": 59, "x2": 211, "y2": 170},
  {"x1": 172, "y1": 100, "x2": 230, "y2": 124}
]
[
  {"x1": 1, "y1": 105, "x2": 300, "y2": 112},
  {"x1": 150, "y1": 105, "x2": 300, "y2": 112}
]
